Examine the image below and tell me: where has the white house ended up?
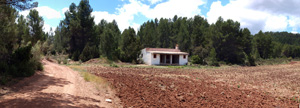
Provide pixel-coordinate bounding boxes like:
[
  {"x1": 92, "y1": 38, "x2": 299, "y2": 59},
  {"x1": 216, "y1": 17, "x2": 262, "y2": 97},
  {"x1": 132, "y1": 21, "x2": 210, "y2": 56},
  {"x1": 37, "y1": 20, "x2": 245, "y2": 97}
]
[{"x1": 140, "y1": 45, "x2": 188, "y2": 65}]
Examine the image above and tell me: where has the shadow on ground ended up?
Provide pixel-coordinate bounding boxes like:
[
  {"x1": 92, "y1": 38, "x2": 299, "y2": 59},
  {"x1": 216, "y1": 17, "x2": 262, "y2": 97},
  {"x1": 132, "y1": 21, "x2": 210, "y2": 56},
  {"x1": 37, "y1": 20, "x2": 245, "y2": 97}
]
[
  {"x1": 0, "y1": 70, "x2": 102, "y2": 108},
  {"x1": 0, "y1": 92, "x2": 101, "y2": 108}
]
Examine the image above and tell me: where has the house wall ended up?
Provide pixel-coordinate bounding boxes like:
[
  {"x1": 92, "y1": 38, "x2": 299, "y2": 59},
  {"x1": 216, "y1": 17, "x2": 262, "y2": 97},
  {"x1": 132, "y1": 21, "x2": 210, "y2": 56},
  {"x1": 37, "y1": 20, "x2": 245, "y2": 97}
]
[
  {"x1": 141, "y1": 48, "x2": 188, "y2": 65},
  {"x1": 179, "y1": 55, "x2": 188, "y2": 65},
  {"x1": 151, "y1": 53, "x2": 160, "y2": 65},
  {"x1": 141, "y1": 49, "x2": 151, "y2": 65}
]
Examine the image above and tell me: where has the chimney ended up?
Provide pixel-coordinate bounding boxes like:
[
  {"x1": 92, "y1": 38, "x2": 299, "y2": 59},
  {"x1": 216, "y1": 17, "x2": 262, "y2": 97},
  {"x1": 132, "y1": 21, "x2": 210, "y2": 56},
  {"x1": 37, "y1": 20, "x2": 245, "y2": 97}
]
[{"x1": 175, "y1": 44, "x2": 179, "y2": 50}]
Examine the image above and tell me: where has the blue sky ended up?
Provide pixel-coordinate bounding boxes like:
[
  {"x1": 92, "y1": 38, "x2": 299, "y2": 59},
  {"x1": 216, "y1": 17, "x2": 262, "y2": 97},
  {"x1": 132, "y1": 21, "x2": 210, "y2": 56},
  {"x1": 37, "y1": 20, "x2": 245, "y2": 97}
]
[{"x1": 20, "y1": 0, "x2": 300, "y2": 34}]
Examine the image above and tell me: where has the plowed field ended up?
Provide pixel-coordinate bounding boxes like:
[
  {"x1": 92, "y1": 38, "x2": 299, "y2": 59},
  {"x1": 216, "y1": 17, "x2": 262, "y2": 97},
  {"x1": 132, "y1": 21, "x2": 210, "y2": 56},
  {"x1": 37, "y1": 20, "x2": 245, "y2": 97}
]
[{"x1": 88, "y1": 62, "x2": 300, "y2": 107}]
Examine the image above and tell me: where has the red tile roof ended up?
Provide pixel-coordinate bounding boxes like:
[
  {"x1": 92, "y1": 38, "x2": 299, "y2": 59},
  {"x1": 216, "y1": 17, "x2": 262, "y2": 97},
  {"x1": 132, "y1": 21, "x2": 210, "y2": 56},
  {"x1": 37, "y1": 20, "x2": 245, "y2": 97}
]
[{"x1": 145, "y1": 48, "x2": 181, "y2": 52}]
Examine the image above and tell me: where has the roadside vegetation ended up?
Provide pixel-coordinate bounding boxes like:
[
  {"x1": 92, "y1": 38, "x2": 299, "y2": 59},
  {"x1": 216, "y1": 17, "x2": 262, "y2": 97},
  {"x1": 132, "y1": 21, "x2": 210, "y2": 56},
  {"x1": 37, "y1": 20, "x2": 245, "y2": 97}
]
[
  {"x1": 0, "y1": 1, "x2": 50, "y2": 85},
  {"x1": 68, "y1": 63, "x2": 112, "y2": 92}
]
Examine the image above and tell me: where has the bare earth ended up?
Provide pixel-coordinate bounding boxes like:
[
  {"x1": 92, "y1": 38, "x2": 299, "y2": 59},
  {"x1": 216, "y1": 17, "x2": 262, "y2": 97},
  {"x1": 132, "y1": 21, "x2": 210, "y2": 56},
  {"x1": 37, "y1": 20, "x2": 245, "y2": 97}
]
[
  {"x1": 88, "y1": 62, "x2": 300, "y2": 107},
  {"x1": 0, "y1": 59, "x2": 119, "y2": 108}
]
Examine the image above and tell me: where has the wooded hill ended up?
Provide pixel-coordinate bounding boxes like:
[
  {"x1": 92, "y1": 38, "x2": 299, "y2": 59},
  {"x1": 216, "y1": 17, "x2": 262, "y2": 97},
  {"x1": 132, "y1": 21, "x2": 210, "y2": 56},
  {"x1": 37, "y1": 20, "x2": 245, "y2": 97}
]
[
  {"x1": 1, "y1": 0, "x2": 300, "y2": 84},
  {"x1": 54, "y1": 0, "x2": 300, "y2": 66}
]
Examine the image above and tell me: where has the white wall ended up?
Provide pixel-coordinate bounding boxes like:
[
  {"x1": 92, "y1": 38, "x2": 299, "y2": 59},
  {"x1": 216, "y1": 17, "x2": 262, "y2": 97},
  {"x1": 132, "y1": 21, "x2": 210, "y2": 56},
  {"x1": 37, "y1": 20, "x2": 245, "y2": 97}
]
[
  {"x1": 151, "y1": 53, "x2": 160, "y2": 65},
  {"x1": 141, "y1": 48, "x2": 188, "y2": 65},
  {"x1": 179, "y1": 55, "x2": 188, "y2": 65},
  {"x1": 141, "y1": 49, "x2": 151, "y2": 65}
]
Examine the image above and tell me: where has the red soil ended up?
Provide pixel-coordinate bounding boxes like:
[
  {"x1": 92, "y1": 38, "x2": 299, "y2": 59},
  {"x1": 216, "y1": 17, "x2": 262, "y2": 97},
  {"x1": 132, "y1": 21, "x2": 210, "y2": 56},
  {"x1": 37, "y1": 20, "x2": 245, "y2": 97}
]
[{"x1": 88, "y1": 66, "x2": 299, "y2": 107}]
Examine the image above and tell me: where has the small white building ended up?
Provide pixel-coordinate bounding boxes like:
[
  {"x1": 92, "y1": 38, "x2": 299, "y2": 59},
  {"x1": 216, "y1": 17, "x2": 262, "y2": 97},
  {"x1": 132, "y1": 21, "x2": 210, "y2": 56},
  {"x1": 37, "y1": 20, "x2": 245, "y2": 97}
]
[{"x1": 140, "y1": 45, "x2": 188, "y2": 65}]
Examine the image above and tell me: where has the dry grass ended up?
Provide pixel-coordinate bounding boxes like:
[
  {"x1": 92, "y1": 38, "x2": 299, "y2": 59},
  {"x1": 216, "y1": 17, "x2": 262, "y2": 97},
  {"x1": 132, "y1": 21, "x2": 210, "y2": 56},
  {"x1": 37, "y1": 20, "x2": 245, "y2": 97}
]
[{"x1": 68, "y1": 65, "x2": 111, "y2": 90}]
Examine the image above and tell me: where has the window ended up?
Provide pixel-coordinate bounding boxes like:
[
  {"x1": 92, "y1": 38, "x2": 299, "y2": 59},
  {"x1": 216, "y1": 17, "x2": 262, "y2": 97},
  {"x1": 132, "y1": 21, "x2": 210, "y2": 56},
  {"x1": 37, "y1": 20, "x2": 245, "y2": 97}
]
[
  {"x1": 153, "y1": 54, "x2": 156, "y2": 58},
  {"x1": 141, "y1": 54, "x2": 143, "y2": 58},
  {"x1": 183, "y1": 55, "x2": 186, "y2": 59}
]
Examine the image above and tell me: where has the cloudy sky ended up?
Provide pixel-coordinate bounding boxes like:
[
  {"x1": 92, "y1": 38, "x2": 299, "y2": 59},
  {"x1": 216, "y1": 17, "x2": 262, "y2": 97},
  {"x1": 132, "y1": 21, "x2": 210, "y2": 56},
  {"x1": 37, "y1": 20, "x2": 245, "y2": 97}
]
[{"x1": 20, "y1": 0, "x2": 300, "y2": 34}]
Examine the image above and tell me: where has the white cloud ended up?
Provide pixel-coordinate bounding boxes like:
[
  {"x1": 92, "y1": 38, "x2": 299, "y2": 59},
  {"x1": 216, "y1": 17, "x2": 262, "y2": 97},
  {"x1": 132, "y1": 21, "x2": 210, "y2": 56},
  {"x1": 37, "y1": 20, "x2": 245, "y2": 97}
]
[
  {"x1": 148, "y1": 0, "x2": 163, "y2": 4},
  {"x1": 264, "y1": 15, "x2": 288, "y2": 31},
  {"x1": 19, "y1": 6, "x2": 63, "y2": 33},
  {"x1": 206, "y1": 0, "x2": 300, "y2": 34},
  {"x1": 288, "y1": 16, "x2": 300, "y2": 33},
  {"x1": 20, "y1": 6, "x2": 62, "y2": 19},
  {"x1": 43, "y1": 24, "x2": 56, "y2": 34},
  {"x1": 92, "y1": 0, "x2": 205, "y2": 32},
  {"x1": 144, "y1": 0, "x2": 205, "y2": 19},
  {"x1": 93, "y1": 0, "x2": 149, "y2": 31}
]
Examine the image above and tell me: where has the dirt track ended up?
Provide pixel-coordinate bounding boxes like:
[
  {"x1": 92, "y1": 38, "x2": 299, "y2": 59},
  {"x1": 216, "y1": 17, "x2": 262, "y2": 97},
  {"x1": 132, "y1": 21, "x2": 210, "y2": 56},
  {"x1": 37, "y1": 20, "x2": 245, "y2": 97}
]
[{"x1": 0, "y1": 60, "x2": 117, "y2": 108}]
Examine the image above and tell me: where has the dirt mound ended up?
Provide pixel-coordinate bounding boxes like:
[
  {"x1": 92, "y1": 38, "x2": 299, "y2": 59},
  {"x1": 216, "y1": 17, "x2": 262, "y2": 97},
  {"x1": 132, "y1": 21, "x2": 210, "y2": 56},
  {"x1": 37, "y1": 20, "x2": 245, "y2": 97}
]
[
  {"x1": 84, "y1": 58, "x2": 113, "y2": 64},
  {"x1": 88, "y1": 67, "x2": 299, "y2": 107}
]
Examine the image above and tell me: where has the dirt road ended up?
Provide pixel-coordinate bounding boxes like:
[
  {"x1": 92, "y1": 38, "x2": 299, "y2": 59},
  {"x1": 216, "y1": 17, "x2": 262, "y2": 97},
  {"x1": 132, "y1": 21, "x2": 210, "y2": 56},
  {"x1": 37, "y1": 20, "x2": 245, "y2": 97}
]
[{"x1": 0, "y1": 59, "x2": 118, "y2": 108}]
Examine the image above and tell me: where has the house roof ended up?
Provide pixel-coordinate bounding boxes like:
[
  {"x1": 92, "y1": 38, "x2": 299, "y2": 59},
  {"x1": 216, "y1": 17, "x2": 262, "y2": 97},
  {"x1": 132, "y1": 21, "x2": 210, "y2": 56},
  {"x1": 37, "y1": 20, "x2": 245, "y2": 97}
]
[
  {"x1": 145, "y1": 48, "x2": 188, "y2": 55},
  {"x1": 146, "y1": 48, "x2": 180, "y2": 52}
]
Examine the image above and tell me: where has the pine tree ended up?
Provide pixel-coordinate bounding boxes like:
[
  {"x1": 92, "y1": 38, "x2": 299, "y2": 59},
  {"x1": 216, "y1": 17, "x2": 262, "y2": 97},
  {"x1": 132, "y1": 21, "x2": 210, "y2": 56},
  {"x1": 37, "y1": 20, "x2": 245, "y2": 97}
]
[
  {"x1": 27, "y1": 9, "x2": 44, "y2": 45},
  {"x1": 254, "y1": 30, "x2": 273, "y2": 59},
  {"x1": 120, "y1": 27, "x2": 140, "y2": 62}
]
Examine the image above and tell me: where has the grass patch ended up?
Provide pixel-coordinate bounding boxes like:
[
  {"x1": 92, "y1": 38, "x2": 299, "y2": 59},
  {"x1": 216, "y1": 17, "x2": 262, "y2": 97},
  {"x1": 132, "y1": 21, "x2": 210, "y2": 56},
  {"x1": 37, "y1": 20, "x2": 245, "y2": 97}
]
[
  {"x1": 80, "y1": 71, "x2": 106, "y2": 84},
  {"x1": 255, "y1": 58, "x2": 292, "y2": 66},
  {"x1": 68, "y1": 64, "x2": 111, "y2": 90}
]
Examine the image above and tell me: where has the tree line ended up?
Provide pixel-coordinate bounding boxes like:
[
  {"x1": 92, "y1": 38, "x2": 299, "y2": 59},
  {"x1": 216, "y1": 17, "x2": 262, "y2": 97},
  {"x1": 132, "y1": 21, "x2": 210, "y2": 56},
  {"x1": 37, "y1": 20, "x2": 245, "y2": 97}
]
[
  {"x1": 54, "y1": 0, "x2": 300, "y2": 66},
  {"x1": 54, "y1": 0, "x2": 141, "y2": 63}
]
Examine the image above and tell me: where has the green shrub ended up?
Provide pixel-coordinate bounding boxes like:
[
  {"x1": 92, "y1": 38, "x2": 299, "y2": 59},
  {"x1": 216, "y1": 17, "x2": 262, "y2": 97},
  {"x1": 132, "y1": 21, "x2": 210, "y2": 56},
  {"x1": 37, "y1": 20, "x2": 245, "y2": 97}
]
[
  {"x1": 245, "y1": 54, "x2": 256, "y2": 66},
  {"x1": 63, "y1": 58, "x2": 68, "y2": 64},
  {"x1": 0, "y1": 62, "x2": 10, "y2": 85},
  {"x1": 57, "y1": 59, "x2": 61, "y2": 64},
  {"x1": 208, "y1": 48, "x2": 219, "y2": 66},
  {"x1": 72, "y1": 50, "x2": 80, "y2": 61},
  {"x1": 79, "y1": 44, "x2": 99, "y2": 62},
  {"x1": 8, "y1": 44, "x2": 43, "y2": 78},
  {"x1": 190, "y1": 55, "x2": 202, "y2": 64},
  {"x1": 11, "y1": 45, "x2": 35, "y2": 77},
  {"x1": 256, "y1": 58, "x2": 290, "y2": 65},
  {"x1": 36, "y1": 61, "x2": 43, "y2": 71},
  {"x1": 110, "y1": 63, "x2": 118, "y2": 68}
]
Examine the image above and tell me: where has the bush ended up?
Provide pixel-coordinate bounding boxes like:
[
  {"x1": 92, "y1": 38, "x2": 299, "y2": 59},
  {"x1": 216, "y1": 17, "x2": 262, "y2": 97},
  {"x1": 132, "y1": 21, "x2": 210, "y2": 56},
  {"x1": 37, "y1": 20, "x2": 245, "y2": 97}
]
[
  {"x1": 72, "y1": 50, "x2": 80, "y2": 61},
  {"x1": 36, "y1": 61, "x2": 43, "y2": 71},
  {"x1": 256, "y1": 58, "x2": 290, "y2": 65},
  {"x1": 109, "y1": 63, "x2": 118, "y2": 68},
  {"x1": 79, "y1": 44, "x2": 100, "y2": 62},
  {"x1": 190, "y1": 55, "x2": 202, "y2": 64},
  {"x1": 208, "y1": 48, "x2": 219, "y2": 66},
  {"x1": 0, "y1": 62, "x2": 10, "y2": 84},
  {"x1": 245, "y1": 54, "x2": 256, "y2": 66},
  {"x1": 63, "y1": 58, "x2": 68, "y2": 64},
  {"x1": 31, "y1": 41, "x2": 43, "y2": 71},
  {"x1": 7, "y1": 43, "x2": 43, "y2": 78},
  {"x1": 11, "y1": 45, "x2": 36, "y2": 77}
]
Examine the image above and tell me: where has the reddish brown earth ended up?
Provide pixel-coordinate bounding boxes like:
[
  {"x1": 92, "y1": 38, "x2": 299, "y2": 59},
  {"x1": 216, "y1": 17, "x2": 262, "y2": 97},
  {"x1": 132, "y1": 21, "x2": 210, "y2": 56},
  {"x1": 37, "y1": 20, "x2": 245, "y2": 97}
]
[
  {"x1": 0, "y1": 59, "x2": 120, "y2": 108},
  {"x1": 88, "y1": 63, "x2": 300, "y2": 107}
]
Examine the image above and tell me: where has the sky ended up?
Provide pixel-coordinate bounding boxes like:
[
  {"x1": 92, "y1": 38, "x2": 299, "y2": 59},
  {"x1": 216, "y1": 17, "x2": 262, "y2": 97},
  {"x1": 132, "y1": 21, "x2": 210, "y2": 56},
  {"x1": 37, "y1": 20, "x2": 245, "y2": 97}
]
[{"x1": 19, "y1": 0, "x2": 300, "y2": 34}]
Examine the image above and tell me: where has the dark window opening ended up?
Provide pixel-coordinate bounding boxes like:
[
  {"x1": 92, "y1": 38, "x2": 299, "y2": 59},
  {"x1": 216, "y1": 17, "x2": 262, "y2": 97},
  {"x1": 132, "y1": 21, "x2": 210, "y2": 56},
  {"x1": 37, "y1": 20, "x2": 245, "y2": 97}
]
[
  {"x1": 172, "y1": 55, "x2": 179, "y2": 64},
  {"x1": 154, "y1": 54, "x2": 156, "y2": 58},
  {"x1": 183, "y1": 55, "x2": 186, "y2": 59}
]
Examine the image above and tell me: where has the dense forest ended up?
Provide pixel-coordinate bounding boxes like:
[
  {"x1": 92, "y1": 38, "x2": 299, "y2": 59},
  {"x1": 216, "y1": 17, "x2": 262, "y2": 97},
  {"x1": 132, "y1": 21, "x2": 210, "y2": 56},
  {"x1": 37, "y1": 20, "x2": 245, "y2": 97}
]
[{"x1": 2, "y1": 0, "x2": 300, "y2": 83}]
